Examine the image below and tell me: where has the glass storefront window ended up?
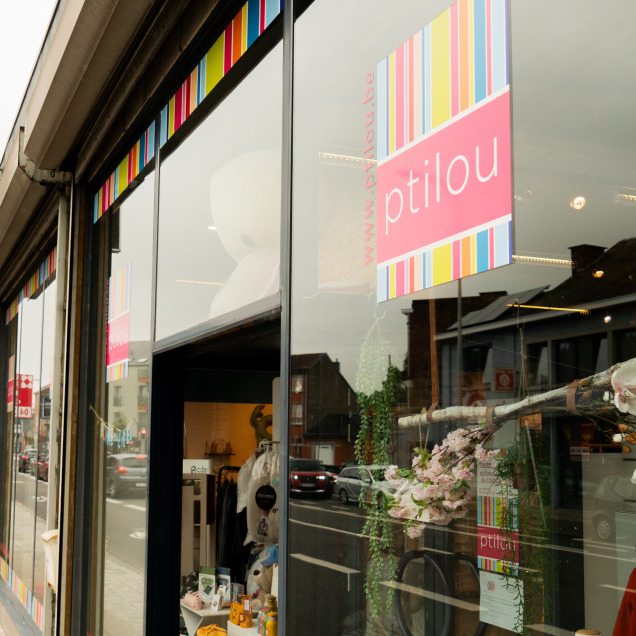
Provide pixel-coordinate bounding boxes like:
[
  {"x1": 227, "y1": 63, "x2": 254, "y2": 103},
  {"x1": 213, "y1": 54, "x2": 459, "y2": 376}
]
[
  {"x1": 0, "y1": 251, "x2": 58, "y2": 630},
  {"x1": 90, "y1": 173, "x2": 154, "y2": 636},
  {"x1": 290, "y1": 1, "x2": 636, "y2": 635},
  {"x1": 155, "y1": 42, "x2": 283, "y2": 341}
]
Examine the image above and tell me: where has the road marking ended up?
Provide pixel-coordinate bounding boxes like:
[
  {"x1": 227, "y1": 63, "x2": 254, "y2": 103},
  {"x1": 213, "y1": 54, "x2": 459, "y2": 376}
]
[
  {"x1": 124, "y1": 504, "x2": 146, "y2": 512},
  {"x1": 32, "y1": 496, "x2": 47, "y2": 502},
  {"x1": 290, "y1": 553, "x2": 359, "y2": 591},
  {"x1": 106, "y1": 498, "x2": 122, "y2": 504},
  {"x1": 382, "y1": 580, "x2": 483, "y2": 612},
  {"x1": 129, "y1": 530, "x2": 145, "y2": 540}
]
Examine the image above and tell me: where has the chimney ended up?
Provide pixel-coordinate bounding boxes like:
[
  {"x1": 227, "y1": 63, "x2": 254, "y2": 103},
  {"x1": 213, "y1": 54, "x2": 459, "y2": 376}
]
[{"x1": 569, "y1": 244, "x2": 605, "y2": 275}]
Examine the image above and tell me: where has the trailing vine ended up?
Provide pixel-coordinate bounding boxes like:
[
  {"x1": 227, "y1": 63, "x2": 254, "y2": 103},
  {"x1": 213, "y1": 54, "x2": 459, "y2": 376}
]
[
  {"x1": 494, "y1": 431, "x2": 552, "y2": 634},
  {"x1": 355, "y1": 363, "x2": 401, "y2": 617}
]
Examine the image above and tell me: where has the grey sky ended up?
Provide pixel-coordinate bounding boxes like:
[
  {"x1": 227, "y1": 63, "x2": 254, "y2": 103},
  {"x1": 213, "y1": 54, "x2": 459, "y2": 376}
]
[{"x1": 0, "y1": 0, "x2": 57, "y2": 151}]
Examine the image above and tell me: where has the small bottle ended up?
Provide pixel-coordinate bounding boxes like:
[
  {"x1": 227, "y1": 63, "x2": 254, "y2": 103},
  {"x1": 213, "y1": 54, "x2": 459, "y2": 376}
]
[{"x1": 265, "y1": 612, "x2": 278, "y2": 636}]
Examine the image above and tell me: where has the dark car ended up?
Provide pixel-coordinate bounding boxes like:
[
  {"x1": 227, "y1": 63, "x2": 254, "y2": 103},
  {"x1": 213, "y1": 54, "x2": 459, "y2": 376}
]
[
  {"x1": 289, "y1": 458, "x2": 333, "y2": 498},
  {"x1": 18, "y1": 447, "x2": 37, "y2": 472},
  {"x1": 592, "y1": 473, "x2": 636, "y2": 540},
  {"x1": 106, "y1": 454, "x2": 148, "y2": 498},
  {"x1": 35, "y1": 453, "x2": 49, "y2": 481}
]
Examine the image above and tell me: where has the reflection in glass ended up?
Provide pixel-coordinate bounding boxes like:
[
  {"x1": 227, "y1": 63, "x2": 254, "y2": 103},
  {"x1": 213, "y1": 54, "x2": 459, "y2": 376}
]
[
  {"x1": 93, "y1": 175, "x2": 154, "y2": 636},
  {"x1": 156, "y1": 44, "x2": 283, "y2": 340},
  {"x1": 290, "y1": 0, "x2": 636, "y2": 634}
]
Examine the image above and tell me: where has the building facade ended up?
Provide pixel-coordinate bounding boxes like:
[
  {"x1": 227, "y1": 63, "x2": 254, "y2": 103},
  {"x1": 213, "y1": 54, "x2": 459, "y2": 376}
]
[{"x1": 0, "y1": 0, "x2": 635, "y2": 635}]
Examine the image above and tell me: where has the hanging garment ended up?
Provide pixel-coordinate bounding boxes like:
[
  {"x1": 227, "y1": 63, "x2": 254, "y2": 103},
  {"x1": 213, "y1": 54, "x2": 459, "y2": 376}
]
[{"x1": 614, "y1": 567, "x2": 636, "y2": 635}]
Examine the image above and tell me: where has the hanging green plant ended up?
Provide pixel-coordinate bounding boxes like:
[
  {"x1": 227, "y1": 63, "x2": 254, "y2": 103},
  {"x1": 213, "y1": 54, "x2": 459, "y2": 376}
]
[
  {"x1": 494, "y1": 430, "x2": 553, "y2": 635},
  {"x1": 354, "y1": 350, "x2": 401, "y2": 617}
]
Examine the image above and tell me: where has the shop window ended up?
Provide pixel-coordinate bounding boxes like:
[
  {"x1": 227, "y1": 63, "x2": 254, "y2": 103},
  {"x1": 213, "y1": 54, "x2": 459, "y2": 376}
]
[
  {"x1": 89, "y1": 172, "x2": 154, "y2": 635},
  {"x1": 290, "y1": 0, "x2": 636, "y2": 634},
  {"x1": 0, "y1": 251, "x2": 58, "y2": 630},
  {"x1": 155, "y1": 43, "x2": 283, "y2": 340}
]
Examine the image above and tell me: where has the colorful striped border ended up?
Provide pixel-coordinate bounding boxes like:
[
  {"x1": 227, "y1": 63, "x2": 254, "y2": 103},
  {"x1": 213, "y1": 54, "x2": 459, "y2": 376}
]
[
  {"x1": 377, "y1": 0, "x2": 509, "y2": 162},
  {"x1": 107, "y1": 360, "x2": 129, "y2": 383},
  {"x1": 6, "y1": 248, "x2": 57, "y2": 324},
  {"x1": 0, "y1": 556, "x2": 43, "y2": 630},
  {"x1": 377, "y1": 217, "x2": 511, "y2": 301},
  {"x1": 94, "y1": 0, "x2": 283, "y2": 223},
  {"x1": 93, "y1": 123, "x2": 156, "y2": 222}
]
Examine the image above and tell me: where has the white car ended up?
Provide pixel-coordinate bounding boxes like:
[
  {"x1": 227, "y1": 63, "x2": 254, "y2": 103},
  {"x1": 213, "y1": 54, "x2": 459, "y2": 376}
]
[{"x1": 335, "y1": 464, "x2": 397, "y2": 504}]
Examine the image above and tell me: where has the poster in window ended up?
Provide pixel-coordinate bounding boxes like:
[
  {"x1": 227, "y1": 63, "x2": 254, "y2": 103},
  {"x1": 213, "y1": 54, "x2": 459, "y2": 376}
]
[
  {"x1": 106, "y1": 262, "x2": 131, "y2": 382},
  {"x1": 375, "y1": 0, "x2": 512, "y2": 301}
]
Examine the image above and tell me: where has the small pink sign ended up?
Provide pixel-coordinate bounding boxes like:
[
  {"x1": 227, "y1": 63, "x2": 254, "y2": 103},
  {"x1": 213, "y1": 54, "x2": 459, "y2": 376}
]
[
  {"x1": 478, "y1": 525, "x2": 518, "y2": 564},
  {"x1": 107, "y1": 311, "x2": 130, "y2": 367}
]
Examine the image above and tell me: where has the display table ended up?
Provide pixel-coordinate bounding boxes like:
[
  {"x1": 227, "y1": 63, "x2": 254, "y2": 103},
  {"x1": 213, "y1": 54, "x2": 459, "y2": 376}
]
[
  {"x1": 227, "y1": 622, "x2": 258, "y2": 635},
  {"x1": 179, "y1": 602, "x2": 231, "y2": 636}
]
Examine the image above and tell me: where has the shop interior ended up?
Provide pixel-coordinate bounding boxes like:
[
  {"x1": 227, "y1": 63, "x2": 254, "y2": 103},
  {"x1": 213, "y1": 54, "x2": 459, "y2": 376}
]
[{"x1": 175, "y1": 319, "x2": 282, "y2": 636}]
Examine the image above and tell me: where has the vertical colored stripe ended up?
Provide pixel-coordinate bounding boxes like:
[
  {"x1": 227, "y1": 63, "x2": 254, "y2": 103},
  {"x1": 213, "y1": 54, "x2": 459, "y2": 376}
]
[
  {"x1": 224, "y1": 24, "x2": 233, "y2": 73},
  {"x1": 396, "y1": 260, "x2": 405, "y2": 297},
  {"x1": 260, "y1": 0, "x2": 266, "y2": 33},
  {"x1": 491, "y1": 0, "x2": 507, "y2": 92},
  {"x1": 489, "y1": 226, "x2": 495, "y2": 268},
  {"x1": 469, "y1": 0, "x2": 475, "y2": 106},
  {"x1": 189, "y1": 68, "x2": 198, "y2": 114},
  {"x1": 395, "y1": 44, "x2": 405, "y2": 151},
  {"x1": 423, "y1": 24, "x2": 432, "y2": 133},
  {"x1": 459, "y1": 0, "x2": 470, "y2": 111},
  {"x1": 433, "y1": 243, "x2": 453, "y2": 286},
  {"x1": 174, "y1": 85, "x2": 183, "y2": 131},
  {"x1": 388, "y1": 51, "x2": 396, "y2": 154},
  {"x1": 409, "y1": 257, "x2": 415, "y2": 294},
  {"x1": 232, "y1": 12, "x2": 243, "y2": 65},
  {"x1": 247, "y1": 0, "x2": 259, "y2": 46},
  {"x1": 476, "y1": 229, "x2": 489, "y2": 272},
  {"x1": 431, "y1": 8, "x2": 451, "y2": 128},
  {"x1": 494, "y1": 222, "x2": 510, "y2": 266},
  {"x1": 242, "y1": 4, "x2": 249, "y2": 53},
  {"x1": 168, "y1": 95, "x2": 175, "y2": 138},
  {"x1": 450, "y1": 1, "x2": 459, "y2": 117},
  {"x1": 452, "y1": 240, "x2": 461, "y2": 279},
  {"x1": 265, "y1": 0, "x2": 278, "y2": 27},
  {"x1": 485, "y1": 0, "x2": 492, "y2": 96},
  {"x1": 461, "y1": 236, "x2": 472, "y2": 277},
  {"x1": 206, "y1": 35, "x2": 224, "y2": 95},
  {"x1": 474, "y1": 0, "x2": 487, "y2": 103},
  {"x1": 413, "y1": 30, "x2": 422, "y2": 140},
  {"x1": 408, "y1": 37, "x2": 414, "y2": 143},
  {"x1": 377, "y1": 59, "x2": 388, "y2": 161},
  {"x1": 389, "y1": 263, "x2": 396, "y2": 299}
]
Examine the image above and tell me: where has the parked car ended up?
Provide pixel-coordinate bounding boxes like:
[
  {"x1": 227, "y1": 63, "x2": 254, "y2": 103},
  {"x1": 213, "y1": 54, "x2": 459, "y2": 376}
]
[
  {"x1": 336, "y1": 465, "x2": 397, "y2": 505},
  {"x1": 35, "y1": 453, "x2": 49, "y2": 481},
  {"x1": 18, "y1": 447, "x2": 37, "y2": 472},
  {"x1": 106, "y1": 454, "x2": 148, "y2": 498},
  {"x1": 289, "y1": 458, "x2": 333, "y2": 498},
  {"x1": 591, "y1": 474, "x2": 636, "y2": 540}
]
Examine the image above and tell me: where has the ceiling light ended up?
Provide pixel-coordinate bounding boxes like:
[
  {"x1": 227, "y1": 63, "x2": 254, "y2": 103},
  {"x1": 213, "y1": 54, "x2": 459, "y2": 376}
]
[
  {"x1": 604, "y1": 315, "x2": 612, "y2": 323},
  {"x1": 570, "y1": 196, "x2": 586, "y2": 210},
  {"x1": 207, "y1": 225, "x2": 217, "y2": 231},
  {"x1": 593, "y1": 270, "x2": 604, "y2": 278}
]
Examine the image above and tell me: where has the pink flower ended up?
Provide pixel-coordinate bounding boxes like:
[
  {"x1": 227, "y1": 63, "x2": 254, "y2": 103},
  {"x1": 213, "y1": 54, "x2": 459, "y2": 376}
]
[
  {"x1": 612, "y1": 362, "x2": 636, "y2": 416},
  {"x1": 384, "y1": 466, "x2": 400, "y2": 481},
  {"x1": 407, "y1": 523, "x2": 425, "y2": 538},
  {"x1": 388, "y1": 506, "x2": 412, "y2": 520}
]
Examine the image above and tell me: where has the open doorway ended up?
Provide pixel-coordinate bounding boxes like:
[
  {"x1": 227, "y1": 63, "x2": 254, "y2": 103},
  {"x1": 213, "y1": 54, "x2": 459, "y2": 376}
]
[{"x1": 145, "y1": 317, "x2": 281, "y2": 635}]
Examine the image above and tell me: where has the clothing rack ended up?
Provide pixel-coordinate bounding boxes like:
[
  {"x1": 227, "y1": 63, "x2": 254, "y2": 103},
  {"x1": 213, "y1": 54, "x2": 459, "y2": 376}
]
[{"x1": 217, "y1": 465, "x2": 241, "y2": 500}]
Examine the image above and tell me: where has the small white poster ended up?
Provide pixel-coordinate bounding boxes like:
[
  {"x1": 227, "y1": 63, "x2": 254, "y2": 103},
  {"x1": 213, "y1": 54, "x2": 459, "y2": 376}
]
[{"x1": 479, "y1": 570, "x2": 523, "y2": 633}]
